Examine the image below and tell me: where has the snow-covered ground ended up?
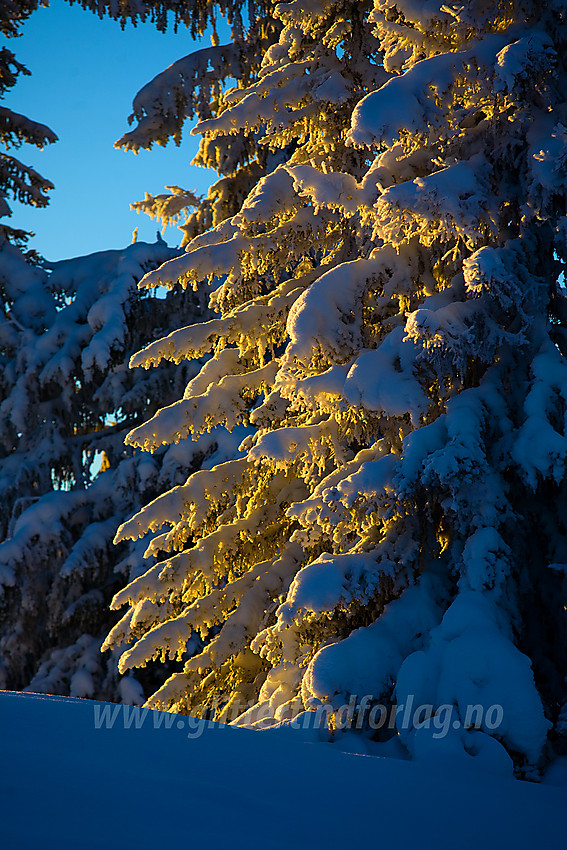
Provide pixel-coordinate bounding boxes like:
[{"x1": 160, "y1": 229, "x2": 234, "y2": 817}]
[{"x1": 1, "y1": 690, "x2": 565, "y2": 849}]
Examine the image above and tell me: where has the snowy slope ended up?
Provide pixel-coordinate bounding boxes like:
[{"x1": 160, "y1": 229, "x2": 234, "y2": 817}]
[{"x1": 0, "y1": 690, "x2": 564, "y2": 849}]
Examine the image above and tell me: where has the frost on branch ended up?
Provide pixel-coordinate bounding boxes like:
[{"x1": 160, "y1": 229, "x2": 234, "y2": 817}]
[{"x1": 106, "y1": 0, "x2": 567, "y2": 776}]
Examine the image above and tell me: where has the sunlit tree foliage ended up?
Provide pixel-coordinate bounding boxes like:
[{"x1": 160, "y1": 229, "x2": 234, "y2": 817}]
[{"x1": 29, "y1": 0, "x2": 567, "y2": 777}]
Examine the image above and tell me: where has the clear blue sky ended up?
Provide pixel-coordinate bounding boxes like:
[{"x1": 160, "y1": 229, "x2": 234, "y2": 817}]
[{"x1": 4, "y1": 0, "x2": 220, "y2": 260}]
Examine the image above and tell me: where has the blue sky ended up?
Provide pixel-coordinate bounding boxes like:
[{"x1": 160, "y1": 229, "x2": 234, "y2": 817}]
[{"x1": 4, "y1": 0, "x2": 219, "y2": 260}]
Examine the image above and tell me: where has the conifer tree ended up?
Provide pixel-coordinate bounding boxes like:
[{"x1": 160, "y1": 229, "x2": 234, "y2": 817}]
[
  {"x1": 101, "y1": 0, "x2": 567, "y2": 775},
  {"x1": 0, "y1": 0, "x2": 247, "y2": 701},
  {"x1": 0, "y1": 1, "x2": 57, "y2": 252},
  {"x1": 0, "y1": 238, "x2": 225, "y2": 699},
  {"x1": 1, "y1": 0, "x2": 265, "y2": 701}
]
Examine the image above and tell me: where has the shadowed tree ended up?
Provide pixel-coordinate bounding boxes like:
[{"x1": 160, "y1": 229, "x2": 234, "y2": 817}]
[
  {"x1": 0, "y1": 0, "x2": 57, "y2": 252},
  {"x1": 0, "y1": 0, "x2": 245, "y2": 700}
]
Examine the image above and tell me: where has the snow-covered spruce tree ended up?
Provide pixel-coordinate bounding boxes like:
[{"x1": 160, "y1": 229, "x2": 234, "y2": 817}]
[
  {"x1": 104, "y1": 0, "x2": 386, "y2": 720},
  {"x1": 0, "y1": 238, "x2": 227, "y2": 700},
  {"x1": 105, "y1": 0, "x2": 567, "y2": 774},
  {"x1": 16, "y1": 0, "x2": 285, "y2": 702},
  {"x1": 0, "y1": 0, "x2": 252, "y2": 701}
]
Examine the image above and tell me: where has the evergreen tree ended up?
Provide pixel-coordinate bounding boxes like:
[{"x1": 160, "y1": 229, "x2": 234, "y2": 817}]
[
  {"x1": 0, "y1": 238, "x2": 228, "y2": 699},
  {"x1": 103, "y1": 0, "x2": 567, "y2": 776},
  {"x1": 0, "y1": 1, "x2": 57, "y2": 252},
  {"x1": 0, "y1": 0, "x2": 244, "y2": 701}
]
